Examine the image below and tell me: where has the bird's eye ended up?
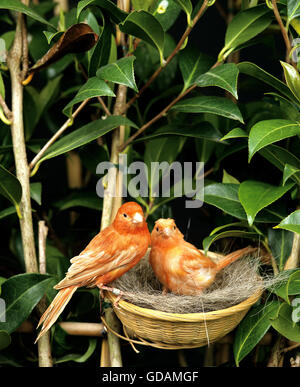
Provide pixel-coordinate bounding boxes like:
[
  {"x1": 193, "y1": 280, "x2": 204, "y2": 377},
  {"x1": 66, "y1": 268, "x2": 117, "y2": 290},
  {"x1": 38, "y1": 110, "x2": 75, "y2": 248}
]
[
  {"x1": 173, "y1": 226, "x2": 176, "y2": 230},
  {"x1": 156, "y1": 227, "x2": 159, "y2": 232},
  {"x1": 123, "y1": 213, "x2": 128, "y2": 218}
]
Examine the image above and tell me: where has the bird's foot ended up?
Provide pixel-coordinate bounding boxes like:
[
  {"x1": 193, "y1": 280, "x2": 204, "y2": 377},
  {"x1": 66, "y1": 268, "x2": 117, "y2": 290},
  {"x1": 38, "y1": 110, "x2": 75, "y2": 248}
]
[{"x1": 97, "y1": 285, "x2": 123, "y2": 309}]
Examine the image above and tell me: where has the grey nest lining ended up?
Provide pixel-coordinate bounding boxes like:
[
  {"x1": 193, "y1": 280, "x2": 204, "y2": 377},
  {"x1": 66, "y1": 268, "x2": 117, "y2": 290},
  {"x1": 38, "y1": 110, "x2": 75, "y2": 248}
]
[{"x1": 112, "y1": 251, "x2": 284, "y2": 314}]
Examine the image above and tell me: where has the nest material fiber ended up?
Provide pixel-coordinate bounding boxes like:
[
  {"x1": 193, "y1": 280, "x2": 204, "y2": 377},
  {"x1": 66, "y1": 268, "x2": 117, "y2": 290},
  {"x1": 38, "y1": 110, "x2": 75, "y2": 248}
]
[{"x1": 112, "y1": 250, "x2": 281, "y2": 314}]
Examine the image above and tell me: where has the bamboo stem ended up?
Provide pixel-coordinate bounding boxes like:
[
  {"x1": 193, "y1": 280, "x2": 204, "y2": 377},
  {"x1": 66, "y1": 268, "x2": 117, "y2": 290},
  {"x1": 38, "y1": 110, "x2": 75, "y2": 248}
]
[
  {"x1": 37, "y1": 221, "x2": 53, "y2": 367},
  {"x1": 7, "y1": 13, "x2": 38, "y2": 273}
]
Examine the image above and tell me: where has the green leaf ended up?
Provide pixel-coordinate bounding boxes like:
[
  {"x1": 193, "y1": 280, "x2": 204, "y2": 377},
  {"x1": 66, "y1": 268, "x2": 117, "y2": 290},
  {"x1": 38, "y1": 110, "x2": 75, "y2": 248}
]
[
  {"x1": 275, "y1": 209, "x2": 300, "y2": 234},
  {"x1": 233, "y1": 301, "x2": 281, "y2": 366},
  {"x1": 0, "y1": 331, "x2": 11, "y2": 351},
  {"x1": 31, "y1": 116, "x2": 137, "y2": 176},
  {"x1": 55, "y1": 338, "x2": 97, "y2": 364},
  {"x1": 222, "y1": 169, "x2": 240, "y2": 184},
  {"x1": 119, "y1": 10, "x2": 165, "y2": 65},
  {"x1": 287, "y1": 0, "x2": 300, "y2": 24},
  {"x1": 0, "y1": 207, "x2": 16, "y2": 220},
  {"x1": 204, "y1": 182, "x2": 284, "y2": 223},
  {"x1": 221, "y1": 127, "x2": 248, "y2": 141},
  {"x1": 220, "y1": 5, "x2": 272, "y2": 60},
  {"x1": 259, "y1": 145, "x2": 300, "y2": 185},
  {"x1": 88, "y1": 13, "x2": 113, "y2": 77},
  {"x1": 179, "y1": 47, "x2": 213, "y2": 92},
  {"x1": 54, "y1": 191, "x2": 102, "y2": 211},
  {"x1": 281, "y1": 61, "x2": 300, "y2": 103},
  {"x1": 134, "y1": 122, "x2": 222, "y2": 143},
  {"x1": 63, "y1": 77, "x2": 115, "y2": 117},
  {"x1": 268, "y1": 228, "x2": 294, "y2": 271},
  {"x1": 30, "y1": 182, "x2": 42, "y2": 205},
  {"x1": 0, "y1": 273, "x2": 52, "y2": 333},
  {"x1": 272, "y1": 269, "x2": 300, "y2": 303},
  {"x1": 238, "y1": 62, "x2": 299, "y2": 104},
  {"x1": 0, "y1": 164, "x2": 22, "y2": 218},
  {"x1": 203, "y1": 229, "x2": 259, "y2": 254},
  {"x1": 174, "y1": 0, "x2": 192, "y2": 25},
  {"x1": 132, "y1": 0, "x2": 153, "y2": 11},
  {"x1": 248, "y1": 119, "x2": 300, "y2": 162},
  {"x1": 77, "y1": 0, "x2": 128, "y2": 23},
  {"x1": 172, "y1": 96, "x2": 244, "y2": 123},
  {"x1": 238, "y1": 180, "x2": 293, "y2": 226},
  {"x1": 270, "y1": 303, "x2": 300, "y2": 342},
  {"x1": 97, "y1": 56, "x2": 138, "y2": 92},
  {"x1": 0, "y1": 0, "x2": 56, "y2": 29},
  {"x1": 283, "y1": 163, "x2": 300, "y2": 185},
  {"x1": 196, "y1": 63, "x2": 239, "y2": 99}
]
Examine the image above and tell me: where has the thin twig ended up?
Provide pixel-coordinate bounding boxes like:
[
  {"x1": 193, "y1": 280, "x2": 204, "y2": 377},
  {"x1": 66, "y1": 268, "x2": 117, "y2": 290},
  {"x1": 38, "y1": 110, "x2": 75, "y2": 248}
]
[
  {"x1": 123, "y1": 0, "x2": 209, "y2": 112},
  {"x1": 271, "y1": 0, "x2": 294, "y2": 66},
  {"x1": 29, "y1": 99, "x2": 89, "y2": 171},
  {"x1": 282, "y1": 342, "x2": 300, "y2": 353}
]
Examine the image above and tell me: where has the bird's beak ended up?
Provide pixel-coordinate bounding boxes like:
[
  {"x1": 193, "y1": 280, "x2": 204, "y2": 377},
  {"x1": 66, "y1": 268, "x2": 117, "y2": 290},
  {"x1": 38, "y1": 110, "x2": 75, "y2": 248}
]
[
  {"x1": 132, "y1": 212, "x2": 144, "y2": 224},
  {"x1": 163, "y1": 227, "x2": 172, "y2": 237}
]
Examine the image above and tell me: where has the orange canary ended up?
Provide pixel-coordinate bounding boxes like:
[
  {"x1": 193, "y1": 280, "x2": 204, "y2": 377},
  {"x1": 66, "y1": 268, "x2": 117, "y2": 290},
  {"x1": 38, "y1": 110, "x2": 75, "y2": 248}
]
[
  {"x1": 36, "y1": 202, "x2": 150, "y2": 342},
  {"x1": 150, "y1": 218, "x2": 256, "y2": 296}
]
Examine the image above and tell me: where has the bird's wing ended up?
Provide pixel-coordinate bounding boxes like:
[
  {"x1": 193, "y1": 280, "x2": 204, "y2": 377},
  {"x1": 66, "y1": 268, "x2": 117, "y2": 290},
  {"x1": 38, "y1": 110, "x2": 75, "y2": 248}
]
[
  {"x1": 54, "y1": 227, "x2": 142, "y2": 289},
  {"x1": 179, "y1": 242, "x2": 216, "y2": 273}
]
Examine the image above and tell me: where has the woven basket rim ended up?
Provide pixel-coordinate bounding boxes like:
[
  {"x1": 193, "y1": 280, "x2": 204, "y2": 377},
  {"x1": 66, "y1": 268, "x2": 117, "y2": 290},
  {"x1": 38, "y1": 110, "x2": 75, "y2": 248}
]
[{"x1": 106, "y1": 286, "x2": 263, "y2": 322}]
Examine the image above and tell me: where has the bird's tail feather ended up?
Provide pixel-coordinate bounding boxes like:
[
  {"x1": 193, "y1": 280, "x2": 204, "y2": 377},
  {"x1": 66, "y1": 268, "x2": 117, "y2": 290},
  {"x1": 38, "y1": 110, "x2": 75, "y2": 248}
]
[
  {"x1": 216, "y1": 246, "x2": 257, "y2": 272},
  {"x1": 35, "y1": 286, "x2": 77, "y2": 343}
]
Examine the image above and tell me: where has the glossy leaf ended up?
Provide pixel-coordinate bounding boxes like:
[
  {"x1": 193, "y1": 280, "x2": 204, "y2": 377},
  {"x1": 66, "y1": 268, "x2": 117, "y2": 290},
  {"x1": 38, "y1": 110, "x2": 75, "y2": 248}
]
[
  {"x1": 203, "y1": 229, "x2": 259, "y2": 254},
  {"x1": 196, "y1": 63, "x2": 239, "y2": 99},
  {"x1": 0, "y1": 164, "x2": 22, "y2": 217},
  {"x1": 282, "y1": 163, "x2": 300, "y2": 185},
  {"x1": 0, "y1": 273, "x2": 52, "y2": 333},
  {"x1": 55, "y1": 338, "x2": 97, "y2": 364},
  {"x1": 268, "y1": 228, "x2": 294, "y2": 271},
  {"x1": 77, "y1": 0, "x2": 128, "y2": 23},
  {"x1": 54, "y1": 191, "x2": 101, "y2": 211},
  {"x1": 238, "y1": 180, "x2": 293, "y2": 226},
  {"x1": 119, "y1": 11, "x2": 165, "y2": 64},
  {"x1": 179, "y1": 47, "x2": 213, "y2": 91},
  {"x1": 221, "y1": 127, "x2": 248, "y2": 141},
  {"x1": 29, "y1": 24, "x2": 98, "y2": 76},
  {"x1": 0, "y1": 331, "x2": 11, "y2": 351},
  {"x1": 172, "y1": 96, "x2": 244, "y2": 123},
  {"x1": 97, "y1": 56, "x2": 138, "y2": 92},
  {"x1": 0, "y1": 0, "x2": 55, "y2": 29},
  {"x1": 275, "y1": 209, "x2": 300, "y2": 234},
  {"x1": 30, "y1": 182, "x2": 42, "y2": 205},
  {"x1": 238, "y1": 62, "x2": 299, "y2": 104},
  {"x1": 233, "y1": 301, "x2": 281, "y2": 366},
  {"x1": 281, "y1": 61, "x2": 300, "y2": 103},
  {"x1": 259, "y1": 145, "x2": 300, "y2": 185},
  {"x1": 63, "y1": 77, "x2": 115, "y2": 117},
  {"x1": 0, "y1": 207, "x2": 16, "y2": 220},
  {"x1": 287, "y1": 0, "x2": 300, "y2": 24},
  {"x1": 220, "y1": 5, "x2": 272, "y2": 60},
  {"x1": 270, "y1": 303, "x2": 300, "y2": 342},
  {"x1": 88, "y1": 13, "x2": 113, "y2": 77},
  {"x1": 174, "y1": 0, "x2": 192, "y2": 25},
  {"x1": 134, "y1": 122, "x2": 222, "y2": 143},
  {"x1": 31, "y1": 116, "x2": 137, "y2": 176},
  {"x1": 248, "y1": 119, "x2": 300, "y2": 162},
  {"x1": 204, "y1": 183, "x2": 283, "y2": 223},
  {"x1": 222, "y1": 169, "x2": 240, "y2": 184},
  {"x1": 272, "y1": 269, "x2": 300, "y2": 303}
]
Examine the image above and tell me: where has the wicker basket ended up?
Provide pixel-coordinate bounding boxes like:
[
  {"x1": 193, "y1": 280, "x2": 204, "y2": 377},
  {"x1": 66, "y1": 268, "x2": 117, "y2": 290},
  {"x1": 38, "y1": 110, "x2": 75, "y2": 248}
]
[{"x1": 103, "y1": 251, "x2": 263, "y2": 350}]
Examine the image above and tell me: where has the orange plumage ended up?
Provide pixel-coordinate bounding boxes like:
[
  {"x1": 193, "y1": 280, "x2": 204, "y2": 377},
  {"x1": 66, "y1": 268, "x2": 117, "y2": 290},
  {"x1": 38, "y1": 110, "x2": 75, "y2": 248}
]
[
  {"x1": 150, "y1": 218, "x2": 256, "y2": 296},
  {"x1": 36, "y1": 202, "x2": 150, "y2": 342}
]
